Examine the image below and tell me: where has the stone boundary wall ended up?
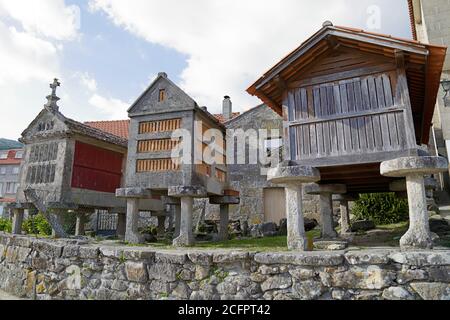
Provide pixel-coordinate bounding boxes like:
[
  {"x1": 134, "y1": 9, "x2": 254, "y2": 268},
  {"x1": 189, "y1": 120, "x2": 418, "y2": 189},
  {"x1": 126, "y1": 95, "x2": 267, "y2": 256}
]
[{"x1": 0, "y1": 233, "x2": 449, "y2": 300}]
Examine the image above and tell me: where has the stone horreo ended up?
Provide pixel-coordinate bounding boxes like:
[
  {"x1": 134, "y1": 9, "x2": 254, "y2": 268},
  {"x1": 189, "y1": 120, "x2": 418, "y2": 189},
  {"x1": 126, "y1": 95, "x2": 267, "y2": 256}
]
[{"x1": 248, "y1": 22, "x2": 448, "y2": 250}]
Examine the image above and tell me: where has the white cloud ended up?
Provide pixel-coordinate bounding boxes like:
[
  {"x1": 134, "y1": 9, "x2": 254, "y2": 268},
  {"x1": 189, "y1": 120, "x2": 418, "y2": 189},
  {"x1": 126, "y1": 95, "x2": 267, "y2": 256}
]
[
  {"x1": 0, "y1": 0, "x2": 80, "y2": 41},
  {"x1": 88, "y1": 0, "x2": 350, "y2": 112},
  {"x1": 88, "y1": 93, "x2": 129, "y2": 120},
  {"x1": 77, "y1": 72, "x2": 98, "y2": 92},
  {"x1": 89, "y1": 0, "x2": 409, "y2": 114}
]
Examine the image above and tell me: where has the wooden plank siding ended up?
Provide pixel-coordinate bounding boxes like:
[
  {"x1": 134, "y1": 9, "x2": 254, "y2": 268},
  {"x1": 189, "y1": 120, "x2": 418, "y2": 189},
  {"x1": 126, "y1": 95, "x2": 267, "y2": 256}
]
[
  {"x1": 136, "y1": 159, "x2": 180, "y2": 172},
  {"x1": 137, "y1": 139, "x2": 179, "y2": 153},
  {"x1": 287, "y1": 71, "x2": 411, "y2": 162},
  {"x1": 138, "y1": 118, "x2": 181, "y2": 134}
]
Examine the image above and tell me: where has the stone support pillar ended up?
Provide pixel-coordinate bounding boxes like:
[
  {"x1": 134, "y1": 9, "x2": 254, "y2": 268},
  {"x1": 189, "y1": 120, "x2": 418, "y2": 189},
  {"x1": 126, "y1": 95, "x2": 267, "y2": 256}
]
[
  {"x1": 174, "y1": 205, "x2": 181, "y2": 238},
  {"x1": 168, "y1": 186, "x2": 207, "y2": 247},
  {"x1": 12, "y1": 208, "x2": 24, "y2": 235},
  {"x1": 333, "y1": 194, "x2": 357, "y2": 235},
  {"x1": 116, "y1": 213, "x2": 126, "y2": 239},
  {"x1": 267, "y1": 164, "x2": 321, "y2": 251},
  {"x1": 381, "y1": 156, "x2": 448, "y2": 249},
  {"x1": 305, "y1": 184, "x2": 347, "y2": 239},
  {"x1": 210, "y1": 195, "x2": 240, "y2": 242},
  {"x1": 125, "y1": 198, "x2": 144, "y2": 244},
  {"x1": 157, "y1": 214, "x2": 166, "y2": 238},
  {"x1": 75, "y1": 213, "x2": 86, "y2": 236}
]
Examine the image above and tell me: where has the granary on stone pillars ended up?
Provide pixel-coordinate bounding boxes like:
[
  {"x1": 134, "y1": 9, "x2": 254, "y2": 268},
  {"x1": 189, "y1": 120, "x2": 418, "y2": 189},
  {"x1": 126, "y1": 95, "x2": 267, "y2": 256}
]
[
  {"x1": 10, "y1": 79, "x2": 162, "y2": 238},
  {"x1": 116, "y1": 72, "x2": 239, "y2": 246},
  {"x1": 248, "y1": 22, "x2": 448, "y2": 250}
]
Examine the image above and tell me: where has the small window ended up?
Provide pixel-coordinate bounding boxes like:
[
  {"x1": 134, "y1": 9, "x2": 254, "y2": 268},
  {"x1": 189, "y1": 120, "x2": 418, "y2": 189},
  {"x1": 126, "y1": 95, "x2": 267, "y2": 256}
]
[
  {"x1": 12, "y1": 166, "x2": 19, "y2": 174},
  {"x1": 0, "y1": 167, "x2": 6, "y2": 175},
  {"x1": 159, "y1": 89, "x2": 166, "y2": 102},
  {"x1": 6, "y1": 182, "x2": 14, "y2": 194},
  {"x1": 0, "y1": 153, "x2": 7, "y2": 159},
  {"x1": 15, "y1": 151, "x2": 23, "y2": 159}
]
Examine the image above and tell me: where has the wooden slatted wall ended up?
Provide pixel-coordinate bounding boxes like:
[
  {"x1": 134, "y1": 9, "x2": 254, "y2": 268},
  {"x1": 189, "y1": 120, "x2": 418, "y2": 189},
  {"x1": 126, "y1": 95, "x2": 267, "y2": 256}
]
[
  {"x1": 136, "y1": 159, "x2": 180, "y2": 172},
  {"x1": 287, "y1": 71, "x2": 408, "y2": 160},
  {"x1": 139, "y1": 118, "x2": 181, "y2": 134}
]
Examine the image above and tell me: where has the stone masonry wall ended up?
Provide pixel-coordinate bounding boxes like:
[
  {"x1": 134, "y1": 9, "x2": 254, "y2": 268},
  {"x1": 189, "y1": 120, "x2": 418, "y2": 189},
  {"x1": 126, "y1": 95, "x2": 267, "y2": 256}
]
[{"x1": 0, "y1": 233, "x2": 449, "y2": 300}]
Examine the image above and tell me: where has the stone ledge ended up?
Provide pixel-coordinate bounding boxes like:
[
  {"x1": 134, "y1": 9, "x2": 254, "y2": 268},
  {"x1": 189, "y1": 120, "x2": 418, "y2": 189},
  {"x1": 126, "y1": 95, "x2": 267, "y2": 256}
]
[
  {"x1": 381, "y1": 156, "x2": 448, "y2": 177},
  {"x1": 254, "y1": 252, "x2": 345, "y2": 266}
]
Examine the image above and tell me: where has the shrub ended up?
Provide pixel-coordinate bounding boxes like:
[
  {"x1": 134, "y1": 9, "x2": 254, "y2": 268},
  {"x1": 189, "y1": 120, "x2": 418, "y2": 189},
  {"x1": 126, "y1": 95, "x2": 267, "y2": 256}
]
[
  {"x1": 0, "y1": 217, "x2": 12, "y2": 233},
  {"x1": 352, "y1": 193, "x2": 409, "y2": 225},
  {"x1": 22, "y1": 213, "x2": 52, "y2": 236}
]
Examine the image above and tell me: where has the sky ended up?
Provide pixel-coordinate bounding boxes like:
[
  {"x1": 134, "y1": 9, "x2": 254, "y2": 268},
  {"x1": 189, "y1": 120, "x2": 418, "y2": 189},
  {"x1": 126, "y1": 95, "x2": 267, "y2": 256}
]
[{"x1": 0, "y1": 0, "x2": 411, "y2": 140}]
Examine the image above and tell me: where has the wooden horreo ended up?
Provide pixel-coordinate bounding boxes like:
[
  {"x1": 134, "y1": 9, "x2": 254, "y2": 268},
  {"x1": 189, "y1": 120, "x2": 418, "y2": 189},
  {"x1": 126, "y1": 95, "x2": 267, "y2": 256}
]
[{"x1": 249, "y1": 23, "x2": 448, "y2": 250}]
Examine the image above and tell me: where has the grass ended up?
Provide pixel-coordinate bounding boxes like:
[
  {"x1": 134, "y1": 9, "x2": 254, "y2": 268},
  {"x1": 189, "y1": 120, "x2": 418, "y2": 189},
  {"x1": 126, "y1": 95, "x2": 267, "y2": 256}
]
[{"x1": 146, "y1": 229, "x2": 321, "y2": 251}]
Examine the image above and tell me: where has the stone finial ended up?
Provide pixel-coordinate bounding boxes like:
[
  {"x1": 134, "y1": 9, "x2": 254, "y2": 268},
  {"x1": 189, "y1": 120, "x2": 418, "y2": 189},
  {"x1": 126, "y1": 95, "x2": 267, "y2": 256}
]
[
  {"x1": 322, "y1": 20, "x2": 333, "y2": 28},
  {"x1": 158, "y1": 72, "x2": 168, "y2": 78},
  {"x1": 45, "y1": 78, "x2": 61, "y2": 112}
]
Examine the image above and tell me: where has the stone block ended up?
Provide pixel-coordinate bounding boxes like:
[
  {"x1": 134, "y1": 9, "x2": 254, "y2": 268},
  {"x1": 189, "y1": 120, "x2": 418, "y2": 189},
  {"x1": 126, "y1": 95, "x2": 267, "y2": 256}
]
[
  {"x1": 188, "y1": 252, "x2": 213, "y2": 265},
  {"x1": 33, "y1": 241, "x2": 63, "y2": 258},
  {"x1": 212, "y1": 251, "x2": 249, "y2": 263},
  {"x1": 382, "y1": 286, "x2": 415, "y2": 300},
  {"x1": 344, "y1": 250, "x2": 392, "y2": 265},
  {"x1": 410, "y1": 282, "x2": 450, "y2": 300},
  {"x1": 261, "y1": 274, "x2": 292, "y2": 292},
  {"x1": 155, "y1": 251, "x2": 187, "y2": 264},
  {"x1": 331, "y1": 265, "x2": 396, "y2": 290},
  {"x1": 254, "y1": 252, "x2": 345, "y2": 266},
  {"x1": 389, "y1": 251, "x2": 450, "y2": 266},
  {"x1": 125, "y1": 261, "x2": 148, "y2": 283},
  {"x1": 267, "y1": 164, "x2": 321, "y2": 184}
]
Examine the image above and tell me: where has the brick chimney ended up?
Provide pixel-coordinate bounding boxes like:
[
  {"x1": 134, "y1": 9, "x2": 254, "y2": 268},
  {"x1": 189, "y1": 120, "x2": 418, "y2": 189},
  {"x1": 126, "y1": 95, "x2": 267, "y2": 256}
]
[{"x1": 223, "y1": 96, "x2": 232, "y2": 121}]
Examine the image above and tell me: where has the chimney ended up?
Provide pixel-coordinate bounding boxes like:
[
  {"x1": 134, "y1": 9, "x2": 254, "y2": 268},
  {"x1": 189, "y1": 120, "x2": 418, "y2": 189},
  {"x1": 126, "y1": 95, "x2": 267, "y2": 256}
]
[{"x1": 223, "y1": 96, "x2": 232, "y2": 121}]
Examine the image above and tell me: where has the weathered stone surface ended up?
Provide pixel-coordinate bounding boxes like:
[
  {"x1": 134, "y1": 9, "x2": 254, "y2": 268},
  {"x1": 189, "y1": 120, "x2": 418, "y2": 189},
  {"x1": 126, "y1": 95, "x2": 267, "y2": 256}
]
[
  {"x1": 155, "y1": 251, "x2": 187, "y2": 264},
  {"x1": 188, "y1": 252, "x2": 212, "y2": 265},
  {"x1": 410, "y1": 282, "x2": 450, "y2": 300},
  {"x1": 267, "y1": 164, "x2": 321, "y2": 184},
  {"x1": 380, "y1": 156, "x2": 448, "y2": 177},
  {"x1": 313, "y1": 240, "x2": 348, "y2": 251},
  {"x1": 261, "y1": 274, "x2": 292, "y2": 292},
  {"x1": 255, "y1": 252, "x2": 345, "y2": 266},
  {"x1": 292, "y1": 280, "x2": 324, "y2": 300},
  {"x1": 382, "y1": 286, "x2": 415, "y2": 300},
  {"x1": 212, "y1": 251, "x2": 249, "y2": 264},
  {"x1": 125, "y1": 262, "x2": 148, "y2": 283},
  {"x1": 389, "y1": 251, "x2": 450, "y2": 266},
  {"x1": 345, "y1": 250, "x2": 392, "y2": 265},
  {"x1": 331, "y1": 266, "x2": 396, "y2": 290}
]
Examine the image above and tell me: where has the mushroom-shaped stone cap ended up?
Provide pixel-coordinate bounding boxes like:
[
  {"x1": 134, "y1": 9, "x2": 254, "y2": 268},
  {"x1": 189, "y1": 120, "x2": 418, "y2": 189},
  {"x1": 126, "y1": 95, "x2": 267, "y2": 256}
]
[
  {"x1": 305, "y1": 183, "x2": 347, "y2": 195},
  {"x1": 381, "y1": 156, "x2": 448, "y2": 177},
  {"x1": 168, "y1": 185, "x2": 207, "y2": 198},
  {"x1": 332, "y1": 194, "x2": 358, "y2": 202},
  {"x1": 116, "y1": 188, "x2": 152, "y2": 199},
  {"x1": 209, "y1": 196, "x2": 240, "y2": 205},
  {"x1": 267, "y1": 165, "x2": 320, "y2": 185},
  {"x1": 390, "y1": 177, "x2": 439, "y2": 192}
]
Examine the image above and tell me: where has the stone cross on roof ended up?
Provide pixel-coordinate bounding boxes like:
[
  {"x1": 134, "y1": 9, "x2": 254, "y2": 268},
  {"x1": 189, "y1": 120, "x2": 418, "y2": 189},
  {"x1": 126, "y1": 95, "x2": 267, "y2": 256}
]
[{"x1": 45, "y1": 78, "x2": 61, "y2": 112}]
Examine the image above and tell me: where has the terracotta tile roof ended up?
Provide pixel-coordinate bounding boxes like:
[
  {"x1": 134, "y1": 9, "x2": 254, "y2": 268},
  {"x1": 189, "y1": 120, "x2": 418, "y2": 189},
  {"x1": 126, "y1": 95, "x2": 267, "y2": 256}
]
[
  {"x1": 0, "y1": 149, "x2": 23, "y2": 165},
  {"x1": 84, "y1": 120, "x2": 130, "y2": 139},
  {"x1": 84, "y1": 113, "x2": 240, "y2": 139},
  {"x1": 213, "y1": 112, "x2": 241, "y2": 124}
]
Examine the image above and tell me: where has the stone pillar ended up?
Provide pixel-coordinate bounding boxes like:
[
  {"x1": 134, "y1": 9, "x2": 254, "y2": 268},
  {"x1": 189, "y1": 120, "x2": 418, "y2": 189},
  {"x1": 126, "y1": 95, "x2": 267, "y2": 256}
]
[
  {"x1": 168, "y1": 186, "x2": 207, "y2": 247},
  {"x1": 210, "y1": 195, "x2": 240, "y2": 242},
  {"x1": 125, "y1": 198, "x2": 144, "y2": 244},
  {"x1": 284, "y1": 183, "x2": 308, "y2": 250},
  {"x1": 305, "y1": 184, "x2": 347, "y2": 239},
  {"x1": 116, "y1": 213, "x2": 126, "y2": 239},
  {"x1": 157, "y1": 215, "x2": 166, "y2": 238},
  {"x1": 381, "y1": 156, "x2": 448, "y2": 249},
  {"x1": 174, "y1": 204, "x2": 181, "y2": 238},
  {"x1": 333, "y1": 194, "x2": 357, "y2": 235},
  {"x1": 11, "y1": 208, "x2": 24, "y2": 235},
  {"x1": 174, "y1": 197, "x2": 194, "y2": 246},
  {"x1": 75, "y1": 214, "x2": 86, "y2": 236},
  {"x1": 267, "y1": 164, "x2": 321, "y2": 251}
]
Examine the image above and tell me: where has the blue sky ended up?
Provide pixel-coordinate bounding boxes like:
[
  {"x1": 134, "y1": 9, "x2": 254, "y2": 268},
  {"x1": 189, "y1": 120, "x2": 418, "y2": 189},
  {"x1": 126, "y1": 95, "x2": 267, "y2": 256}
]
[{"x1": 0, "y1": 0, "x2": 411, "y2": 140}]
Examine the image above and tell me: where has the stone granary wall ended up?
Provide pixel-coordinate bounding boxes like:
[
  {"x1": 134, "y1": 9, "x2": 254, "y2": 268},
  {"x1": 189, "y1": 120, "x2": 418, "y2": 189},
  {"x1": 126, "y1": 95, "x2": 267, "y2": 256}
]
[
  {"x1": 1, "y1": 233, "x2": 449, "y2": 300},
  {"x1": 196, "y1": 104, "x2": 321, "y2": 226}
]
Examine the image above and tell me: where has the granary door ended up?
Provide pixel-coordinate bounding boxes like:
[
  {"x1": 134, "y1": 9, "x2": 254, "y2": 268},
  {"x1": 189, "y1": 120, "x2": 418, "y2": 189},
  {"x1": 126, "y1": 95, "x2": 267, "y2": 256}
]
[
  {"x1": 263, "y1": 188, "x2": 286, "y2": 224},
  {"x1": 286, "y1": 70, "x2": 415, "y2": 164}
]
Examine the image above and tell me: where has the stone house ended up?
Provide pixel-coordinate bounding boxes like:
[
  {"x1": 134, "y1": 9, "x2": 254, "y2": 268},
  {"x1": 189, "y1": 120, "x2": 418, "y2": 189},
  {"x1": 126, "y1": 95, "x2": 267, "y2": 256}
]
[
  {"x1": 409, "y1": 0, "x2": 450, "y2": 198},
  {"x1": 0, "y1": 142, "x2": 23, "y2": 217},
  {"x1": 10, "y1": 79, "x2": 162, "y2": 237},
  {"x1": 199, "y1": 101, "x2": 320, "y2": 226}
]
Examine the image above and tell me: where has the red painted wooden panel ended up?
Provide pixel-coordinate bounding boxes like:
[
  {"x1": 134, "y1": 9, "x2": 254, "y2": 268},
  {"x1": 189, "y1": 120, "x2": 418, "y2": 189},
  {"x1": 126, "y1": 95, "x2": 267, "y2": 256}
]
[{"x1": 71, "y1": 141, "x2": 123, "y2": 193}]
